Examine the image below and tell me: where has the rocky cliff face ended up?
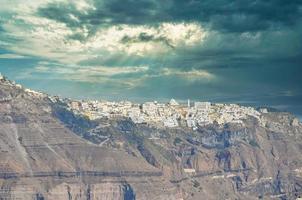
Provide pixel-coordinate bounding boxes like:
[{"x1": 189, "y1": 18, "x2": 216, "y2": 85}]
[{"x1": 0, "y1": 76, "x2": 302, "y2": 200}]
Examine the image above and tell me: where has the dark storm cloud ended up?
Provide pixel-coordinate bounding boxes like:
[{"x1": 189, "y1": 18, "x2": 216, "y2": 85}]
[
  {"x1": 165, "y1": 0, "x2": 302, "y2": 32},
  {"x1": 37, "y1": 2, "x2": 83, "y2": 28},
  {"x1": 120, "y1": 32, "x2": 175, "y2": 48},
  {"x1": 37, "y1": 0, "x2": 161, "y2": 30},
  {"x1": 37, "y1": 0, "x2": 302, "y2": 32}
]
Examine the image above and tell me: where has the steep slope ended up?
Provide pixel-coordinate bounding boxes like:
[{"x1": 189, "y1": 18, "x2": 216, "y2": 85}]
[
  {"x1": 73, "y1": 115, "x2": 302, "y2": 199},
  {"x1": 0, "y1": 77, "x2": 180, "y2": 199},
  {"x1": 0, "y1": 76, "x2": 302, "y2": 200}
]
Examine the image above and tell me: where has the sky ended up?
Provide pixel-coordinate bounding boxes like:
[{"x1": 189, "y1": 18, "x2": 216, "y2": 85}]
[{"x1": 0, "y1": 0, "x2": 302, "y2": 117}]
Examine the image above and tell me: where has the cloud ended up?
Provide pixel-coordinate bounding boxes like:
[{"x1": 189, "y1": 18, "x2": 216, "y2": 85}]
[
  {"x1": 35, "y1": 0, "x2": 302, "y2": 32},
  {"x1": 33, "y1": 62, "x2": 149, "y2": 76},
  {"x1": 0, "y1": 53, "x2": 27, "y2": 59},
  {"x1": 159, "y1": 68, "x2": 215, "y2": 81},
  {"x1": 96, "y1": 23, "x2": 207, "y2": 55},
  {"x1": 16, "y1": 61, "x2": 215, "y2": 92},
  {"x1": 16, "y1": 62, "x2": 151, "y2": 89},
  {"x1": 1, "y1": 0, "x2": 301, "y2": 67},
  {"x1": 1, "y1": 3, "x2": 207, "y2": 62}
]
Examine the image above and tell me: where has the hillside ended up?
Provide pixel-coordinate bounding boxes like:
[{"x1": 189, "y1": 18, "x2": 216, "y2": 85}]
[{"x1": 0, "y1": 76, "x2": 302, "y2": 200}]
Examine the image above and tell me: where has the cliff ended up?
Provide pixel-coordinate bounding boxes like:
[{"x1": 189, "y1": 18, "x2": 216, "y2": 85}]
[{"x1": 0, "y1": 76, "x2": 302, "y2": 199}]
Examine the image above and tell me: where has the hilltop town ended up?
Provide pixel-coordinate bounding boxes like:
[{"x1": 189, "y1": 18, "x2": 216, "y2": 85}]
[
  {"x1": 0, "y1": 73, "x2": 266, "y2": 129},
  {"x1": 61, "y1": 98, "x2": 264, "y2": 130}
]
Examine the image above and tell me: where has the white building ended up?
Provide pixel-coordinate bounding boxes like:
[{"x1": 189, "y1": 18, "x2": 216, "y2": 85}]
[
  {"x1": 260, "y1": 108, "x2": 268, "y2": 113},
  {"x1": 142, "y1": 102, "x2": 158, "y2": 116},
  {"x1": 163, "y1": 117, "x2": 178, "y2": 128},
  {"x1": 70, "y1": 101, "x2": 81, "y2": 110},
  {"x1": 194, "y1": 102, "x2": 211, "y2": 111},
  {"x1": 169, "y1": 98, "x2": 179, "y2": 106},
  {"x1": 81, "y1": 102, "x2": 90, "y2": 111}
]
